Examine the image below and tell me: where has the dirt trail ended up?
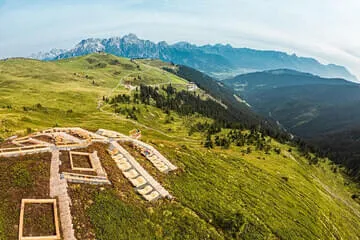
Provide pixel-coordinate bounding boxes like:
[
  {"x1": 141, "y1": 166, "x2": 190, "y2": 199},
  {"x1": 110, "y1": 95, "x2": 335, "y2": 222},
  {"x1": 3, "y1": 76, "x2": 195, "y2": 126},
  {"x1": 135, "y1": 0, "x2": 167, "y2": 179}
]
[{"x1": 98, "y1": 110, "x2": 197, "y2": 142}]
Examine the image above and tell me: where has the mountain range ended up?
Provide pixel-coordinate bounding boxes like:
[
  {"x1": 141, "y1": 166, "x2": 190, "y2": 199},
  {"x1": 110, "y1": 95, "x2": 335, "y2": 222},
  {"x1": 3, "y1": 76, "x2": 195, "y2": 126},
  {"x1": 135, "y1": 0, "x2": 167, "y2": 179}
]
[{"x1": 30, "y1": 33, "x2": 357, "y2": 81}]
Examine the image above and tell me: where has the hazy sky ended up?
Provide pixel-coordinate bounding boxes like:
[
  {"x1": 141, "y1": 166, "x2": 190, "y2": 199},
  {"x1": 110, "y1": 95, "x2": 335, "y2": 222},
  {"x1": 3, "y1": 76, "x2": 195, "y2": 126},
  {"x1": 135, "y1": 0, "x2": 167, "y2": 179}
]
[{"x1": 1, "y1": 0, "x2": 360, "y2": 77}]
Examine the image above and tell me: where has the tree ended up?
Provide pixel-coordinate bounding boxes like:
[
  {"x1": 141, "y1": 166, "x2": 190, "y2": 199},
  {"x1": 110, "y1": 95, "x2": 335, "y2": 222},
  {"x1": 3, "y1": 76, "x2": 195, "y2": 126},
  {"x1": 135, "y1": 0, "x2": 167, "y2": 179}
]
[
  {"x1": 204, "y1": 134, "x2": 213, "y2": 149},
  {"x1": 246, "y1": 147, "x2": 252, "y2": 154},
  {"x1": 214, "y1": 136, "x2": 221, "y2": 146},
  {"x1": 274, "y1": 148, "x2": 281, "y2": 154}
]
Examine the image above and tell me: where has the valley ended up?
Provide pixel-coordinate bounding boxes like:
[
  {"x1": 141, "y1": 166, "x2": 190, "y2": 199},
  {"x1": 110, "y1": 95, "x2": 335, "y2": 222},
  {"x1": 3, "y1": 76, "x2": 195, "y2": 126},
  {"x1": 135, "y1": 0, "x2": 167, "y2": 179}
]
[{"x1": 224, "y1": 69, "x2": 360, "y2": 180}]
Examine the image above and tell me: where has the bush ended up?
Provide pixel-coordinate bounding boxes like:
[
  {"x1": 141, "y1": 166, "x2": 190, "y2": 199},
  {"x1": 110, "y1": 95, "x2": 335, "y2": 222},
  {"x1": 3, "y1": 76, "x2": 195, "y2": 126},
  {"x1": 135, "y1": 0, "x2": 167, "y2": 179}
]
[
  {"x1": 86, "y1": 58, "x2": 97, "y2": 64},
  {"x1": 218, "y1": 212, "x2": 244, "y2": 233},
  {"x1": 281, "y1": 176, "x2": 289, "y2": 182},
  {"x1": 309, "y1": 157, "x2": 319, "y2": 165},
  {"x1": 246, "y1": 147, "x2": 252, "y2": 154},
  {"x1": 204, "y1": 134, "x2": 213, "y2": 148},
  {"x1": 95, "y1": 62, "x2": 107, "y2": 68},
  {"x1": 108, "y1": 59, "x2": 120, "y2": 65}
]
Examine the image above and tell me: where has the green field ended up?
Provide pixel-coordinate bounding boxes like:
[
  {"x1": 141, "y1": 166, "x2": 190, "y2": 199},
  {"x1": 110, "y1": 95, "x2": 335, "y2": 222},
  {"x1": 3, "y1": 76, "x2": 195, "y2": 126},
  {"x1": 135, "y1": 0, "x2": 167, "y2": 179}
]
[{"x1": 0, "y1": 53, "x2": 359, "y2": 239}]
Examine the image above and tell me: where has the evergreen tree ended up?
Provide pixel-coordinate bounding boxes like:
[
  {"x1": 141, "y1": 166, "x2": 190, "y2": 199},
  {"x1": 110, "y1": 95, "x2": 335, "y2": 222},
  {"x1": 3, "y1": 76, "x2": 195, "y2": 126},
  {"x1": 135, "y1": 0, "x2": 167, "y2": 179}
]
[{"x1": 204, "y1": 134, "x2": 213, "y2": 149}]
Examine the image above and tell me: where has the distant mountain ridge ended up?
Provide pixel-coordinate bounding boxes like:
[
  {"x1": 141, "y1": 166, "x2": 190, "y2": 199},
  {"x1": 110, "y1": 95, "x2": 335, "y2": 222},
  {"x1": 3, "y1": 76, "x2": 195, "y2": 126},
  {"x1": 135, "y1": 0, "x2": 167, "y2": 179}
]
[
  {"x1": 225, "y1": 68, "x2": 357, "y2": 93},
  {"x1": 30, "y1": 33, "x2": 357, "y2": 81}
]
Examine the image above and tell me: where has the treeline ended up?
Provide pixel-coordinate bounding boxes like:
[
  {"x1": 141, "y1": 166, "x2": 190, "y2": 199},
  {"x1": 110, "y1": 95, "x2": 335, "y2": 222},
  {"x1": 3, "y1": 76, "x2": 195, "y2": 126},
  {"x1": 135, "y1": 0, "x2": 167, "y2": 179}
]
[
  {"x1": 306, "y1": 130, "x2": 360, "y2": 181},
  {"x1": 201, "y1": 126, "x2": 280, "y2": 155},
  {"x1": 106, "y1": 84, "x2": 327, "y2": 166},
  {"x1": 138, "y1": 84, "x2": 243, "y2": 127},
  {"x1": 107, "y1": 83, "x2": 291, "y2": 145},
  {"x1": 164, "y1": 65, "x2": 291, "y2": 143},
  {"x1": 107, "y1": 84, "x2": 249, "y2": 128}
]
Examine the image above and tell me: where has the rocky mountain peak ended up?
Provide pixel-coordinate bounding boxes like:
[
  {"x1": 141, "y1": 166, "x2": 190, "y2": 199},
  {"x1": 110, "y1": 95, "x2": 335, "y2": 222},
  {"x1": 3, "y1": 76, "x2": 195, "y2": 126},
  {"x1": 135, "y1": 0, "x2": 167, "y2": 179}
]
[{"x1": 122, "y1": 33, "x2": 140, "y2": 43}]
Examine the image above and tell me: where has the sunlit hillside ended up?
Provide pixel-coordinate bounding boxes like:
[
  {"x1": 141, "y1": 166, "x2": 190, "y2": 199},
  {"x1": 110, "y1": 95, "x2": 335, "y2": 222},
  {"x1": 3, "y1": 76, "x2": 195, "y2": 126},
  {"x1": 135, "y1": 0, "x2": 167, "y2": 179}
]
[{"x1": 0, "y1": 54, "x2": 359, "y2": 240}]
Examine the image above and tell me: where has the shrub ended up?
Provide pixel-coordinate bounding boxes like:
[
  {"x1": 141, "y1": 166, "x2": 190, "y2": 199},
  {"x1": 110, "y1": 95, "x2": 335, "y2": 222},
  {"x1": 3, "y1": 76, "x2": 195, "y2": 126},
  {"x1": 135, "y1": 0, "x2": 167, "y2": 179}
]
[
  {"x1": 281, "y1": 176, "x2": 289, "y2": 182},
  {"x1": 109, "y1": 59, "x2": 120, "y2": 65},
  {"x1": 246, "y1": 147, "x2": 252, "y2": 154},
  {"x1": 95, "y1": 62, "x2": 107, "y2": 68},
  {"x1": 214, "y1": 212, "x2": 246, "y2": 239},
  {"x1": 204, "y1": 134, "x2": 213, "y2": 148},
  {"x1": 86, "y1": 58, "x2": 97, "y2": 64},
  {"x1": 309, "y1": 157, "x2": 319, "y2": 165},
  {"x1": 274, "y1": 148, "x2": 281, "y2": 154}
]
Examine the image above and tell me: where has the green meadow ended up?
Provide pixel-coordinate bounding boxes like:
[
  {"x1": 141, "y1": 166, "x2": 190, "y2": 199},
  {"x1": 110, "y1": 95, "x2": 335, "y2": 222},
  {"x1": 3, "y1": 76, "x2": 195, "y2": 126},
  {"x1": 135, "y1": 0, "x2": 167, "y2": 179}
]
[{"x1": 0, "y1": 53, "x2": 359, "y2": 239}]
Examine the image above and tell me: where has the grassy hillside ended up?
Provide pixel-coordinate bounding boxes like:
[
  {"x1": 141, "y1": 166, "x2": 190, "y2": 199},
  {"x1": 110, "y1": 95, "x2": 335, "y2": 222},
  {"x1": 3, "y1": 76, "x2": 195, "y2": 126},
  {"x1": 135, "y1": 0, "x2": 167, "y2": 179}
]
[{"x1": 0, "y1": 53, "x2": 359, "y2": 240}]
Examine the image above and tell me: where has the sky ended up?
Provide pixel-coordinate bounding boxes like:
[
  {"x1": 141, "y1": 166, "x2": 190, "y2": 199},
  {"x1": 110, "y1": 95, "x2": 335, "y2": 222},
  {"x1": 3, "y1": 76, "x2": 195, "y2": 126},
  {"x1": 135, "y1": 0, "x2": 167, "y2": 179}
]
[{"x1": 1, "y1": 0, "x2": 360, "y2": 78}]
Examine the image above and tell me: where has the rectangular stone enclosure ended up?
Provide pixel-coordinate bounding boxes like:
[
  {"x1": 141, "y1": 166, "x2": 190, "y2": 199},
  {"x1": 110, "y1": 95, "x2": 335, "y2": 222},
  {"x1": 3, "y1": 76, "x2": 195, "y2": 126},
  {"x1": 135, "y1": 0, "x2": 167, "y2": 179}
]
[
  {"x1": 19, "y1": 199, "x2": 61, "y2": 240},
  {"x1": 69, "y1": 151, "x2": 95, "y2": 172}
]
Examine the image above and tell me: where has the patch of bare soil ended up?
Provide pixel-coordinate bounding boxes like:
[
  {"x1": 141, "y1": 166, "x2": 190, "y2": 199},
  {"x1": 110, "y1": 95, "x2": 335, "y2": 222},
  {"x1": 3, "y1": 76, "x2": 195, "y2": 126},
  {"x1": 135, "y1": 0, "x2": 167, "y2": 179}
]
[
  {"x1": 0, "y1": 140, "x2": 18, "y2": 148},
  {"x1": 72, "y1": 154, "x2": 92, "y2": 169},
  {"x1": 23, "y1": 203, "x2": 56, "y2": 237},
  {"x1": 67, "y1": 132, "x2": 88, "y2": 140},
  {"x1": 59, "y1": 151, "x2": 96, "y2": 176},
  {"x1": 32, "y1": 135, "x2": 55, "y2": 144},
  {"x1": 20, "y1": 141, "x2": 38, "y2": 146}
]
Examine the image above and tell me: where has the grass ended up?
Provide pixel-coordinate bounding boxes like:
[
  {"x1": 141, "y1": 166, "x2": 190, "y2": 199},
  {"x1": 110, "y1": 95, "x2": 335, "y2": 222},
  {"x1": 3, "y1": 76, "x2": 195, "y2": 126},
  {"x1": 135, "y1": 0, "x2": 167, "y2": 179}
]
[
  {"x1": 0, "y1": 53, "x2": 360, "y2": 239},
  {"x1": 164, "y1": 142, "x2": 360, "y2": 239},
  {"x1": 88, "y1": 190, "x2": 222, "y2": 240}
]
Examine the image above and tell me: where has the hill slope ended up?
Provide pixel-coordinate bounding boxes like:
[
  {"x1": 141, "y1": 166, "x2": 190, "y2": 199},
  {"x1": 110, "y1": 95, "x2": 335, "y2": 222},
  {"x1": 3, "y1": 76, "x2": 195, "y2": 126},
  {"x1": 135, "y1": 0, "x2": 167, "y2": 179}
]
[
  {"x1": 0, "y1": 54, "x2": 360, "y2": 240},
  {"x1": 30, "y1": 34, "x2": 356, "y2": 81},
  {"x1": 224, "y1": 70, "x2": 360, "y2": 179}
]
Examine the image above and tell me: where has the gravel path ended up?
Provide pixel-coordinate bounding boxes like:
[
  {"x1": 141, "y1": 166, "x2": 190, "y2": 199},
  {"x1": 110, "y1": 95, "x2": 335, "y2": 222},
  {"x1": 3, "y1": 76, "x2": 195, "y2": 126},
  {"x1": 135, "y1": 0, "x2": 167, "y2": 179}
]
[{"x1": 50, "y1": 149, "x2": 76, "y2": 240}]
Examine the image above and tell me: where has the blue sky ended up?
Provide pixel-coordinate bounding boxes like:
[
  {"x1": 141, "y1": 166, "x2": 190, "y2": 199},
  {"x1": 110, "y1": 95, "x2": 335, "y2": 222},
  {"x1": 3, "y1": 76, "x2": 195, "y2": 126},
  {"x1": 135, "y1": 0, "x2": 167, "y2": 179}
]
[{"x1": 1, "y1": 0, "x2": 359, "y2": 77}]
